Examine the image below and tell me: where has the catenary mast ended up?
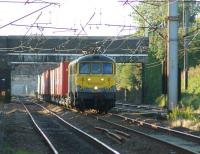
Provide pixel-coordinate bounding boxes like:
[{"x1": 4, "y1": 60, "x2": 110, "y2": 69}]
[{"x1": 168, "y1": 0, "x2": 178, "y2": 111}]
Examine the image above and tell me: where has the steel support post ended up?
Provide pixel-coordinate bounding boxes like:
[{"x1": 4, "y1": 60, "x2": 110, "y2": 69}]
[
  {"x1": 183, "y1": 2, "x2": 189, "y2": 90},
  {"x1": 168, "y1": 0, "x2": 178, "y2": 111}
]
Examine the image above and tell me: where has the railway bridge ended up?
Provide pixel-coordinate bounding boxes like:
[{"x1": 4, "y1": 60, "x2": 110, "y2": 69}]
[
  {"x1": 0, "y1": 35, "x2": 148, "y2": 64},
  {"x1": 0, "y1": 35, "x2": 148, "y2": 102}
]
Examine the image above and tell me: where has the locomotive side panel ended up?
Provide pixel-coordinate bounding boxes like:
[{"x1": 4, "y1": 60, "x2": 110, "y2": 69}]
[{"x1": 68, "y1": 61, "x2": 77, "y2": 105}]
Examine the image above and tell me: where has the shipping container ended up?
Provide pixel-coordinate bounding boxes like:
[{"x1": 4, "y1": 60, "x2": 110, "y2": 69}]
[
  {"x1": 40, "y1": 69, "x2": 50, "y2": 101},
  {"x1": 54, "y1": 67, "x2": 59, "y2": 96},
  {"x1": 44, "y1": 70, "x2": 50, "y2": 95},
  {"x1": 50, "y1": 69, "x2": 55, "y2": 96},
  {"x1": 40, "y1": 72, "x2": 44, "y2": 95},
  {"x1": 37, "y1": 75, "x2": 41, "y2": 96},
  {"x1": 38, "y1": 61, "x2": 69, "y2": 103},
  {"x1": 53, "y1": 61, "x2": 69, "y2": 97}
]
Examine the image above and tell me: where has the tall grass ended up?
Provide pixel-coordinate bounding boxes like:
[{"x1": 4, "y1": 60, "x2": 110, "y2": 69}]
[
  {"x1": 181, "y1": 65, "x2": 200, "y2": 110},
  {"x1": 167, "y1": 65, "x2": 200, "y2": 121},
  {"x1": 155, "y1": 65, "x2": 200, "y2": 121},
  {"x1": 168, "y1": 107, "x2": 199, "y2": 121}
]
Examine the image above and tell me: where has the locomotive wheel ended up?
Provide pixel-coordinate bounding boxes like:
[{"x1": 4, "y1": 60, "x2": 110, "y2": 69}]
[
  {"x1": 78, "y1": 104, "x2": 84, "y2": 112},
  {"x1": 98, "y1": 108, "x2": 104, "y2": 114},
  {"x1": 104, "y1": 106, "x2": 109, "y2": 114},
  {"x1": 76, "y1": 99, "x2": 85, "y2": 112}
]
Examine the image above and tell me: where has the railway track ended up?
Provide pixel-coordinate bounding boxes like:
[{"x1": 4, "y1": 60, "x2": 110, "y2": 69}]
[
  {"x1": 116, "y1": 103, "x2": 163, "y2": 110},
  {"x1": 18, "y1": 97, "x2": 200, "y2": 154},
  {"x1": 21, "y1": 99, "x2": 119, "y2": 154},
  {"x1": 114, "y1": 103, "x2": 199, "y2": 135},
  {"x1": 115, "y1": 103, "x2": 166, "y2": 115},
  {"x1": 94, "y1": 113, "x2": 200, "y2": 154},
  {"x1": 26, "y1": 98, "x2": 180, "y2": 154}
]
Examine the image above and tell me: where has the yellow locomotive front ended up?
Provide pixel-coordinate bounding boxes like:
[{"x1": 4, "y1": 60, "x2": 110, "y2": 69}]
[{"x1": 68, "y1": 54, "x2": 116, "y2": 112}]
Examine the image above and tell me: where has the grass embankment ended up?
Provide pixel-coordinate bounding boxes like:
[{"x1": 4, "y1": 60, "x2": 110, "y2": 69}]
[{"x1": 156, "y1": 65, "x2": 200, "y2": 122}]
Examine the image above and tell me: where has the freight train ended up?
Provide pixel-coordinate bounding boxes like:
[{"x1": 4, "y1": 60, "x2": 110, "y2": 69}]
[{"x1": 38, "y1": 54, "x2": 116, "y2": 112}]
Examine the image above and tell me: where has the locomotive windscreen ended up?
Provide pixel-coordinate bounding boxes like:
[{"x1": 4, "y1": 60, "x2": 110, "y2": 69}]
[{"x1": 79, "y1": 62, "x2": 113, "y2": 74}]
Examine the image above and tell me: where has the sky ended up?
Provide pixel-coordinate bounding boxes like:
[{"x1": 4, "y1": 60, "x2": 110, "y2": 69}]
[{"x1": 0, "y1": 0, "x2": 137, "y2": 36}]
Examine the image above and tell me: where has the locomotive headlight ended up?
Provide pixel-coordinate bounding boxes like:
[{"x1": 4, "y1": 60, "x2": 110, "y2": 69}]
[
  {"x1": 94, "y1": 86, "x2": 98, "y2": 90},
  {"x1": 88, "y1": 78, "x2": 91, "y2": 81},
  {"x1": 101, "y1": 78, "x2": 104, "y2": 81},
  {"x1": 1, "y1": 78, "x2": 5, "y2": 81}
]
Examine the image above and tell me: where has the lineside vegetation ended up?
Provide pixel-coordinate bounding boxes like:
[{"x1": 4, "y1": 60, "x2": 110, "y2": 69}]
[{"x1": 131, "y1": 0, "x2": 200, "y2": 121}]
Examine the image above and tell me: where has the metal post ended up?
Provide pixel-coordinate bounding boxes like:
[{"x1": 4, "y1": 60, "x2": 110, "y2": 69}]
[
  {"x1": 168, "y1": 0, "x2": 178, "y2": 111},
  {"x1": 124, "y1": 88, "x2": 127, "y2": 102},
  {"x1": 183, "y1": 1, "x2": 189, "y2": 90}
]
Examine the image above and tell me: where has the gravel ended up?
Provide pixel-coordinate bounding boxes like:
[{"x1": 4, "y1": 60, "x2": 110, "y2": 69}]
[
  {"x1": 0, "y1": 101, "x2": 51, "y2": 154},
  {"x1": 1, "y1": 97, "x2": 199, "y2": 154}
]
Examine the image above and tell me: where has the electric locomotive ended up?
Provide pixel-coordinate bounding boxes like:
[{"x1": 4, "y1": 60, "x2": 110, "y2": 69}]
[{"x1": 68, "y1": 54, "x2": 116, "y2": 112}]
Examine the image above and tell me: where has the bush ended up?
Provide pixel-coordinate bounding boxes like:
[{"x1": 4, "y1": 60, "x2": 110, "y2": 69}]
[
  {"x1": 180, "y1": 93, "x2": 200, "y2": 110},
  {"x1": 155, "y1": 94, "x2": 167, "y2": 107},
  {"x1": 191, "y1": 98, "x2": 200, "y2": 110}
]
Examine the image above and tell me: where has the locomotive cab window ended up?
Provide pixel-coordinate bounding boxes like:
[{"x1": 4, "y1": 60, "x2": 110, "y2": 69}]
[
  {"x1": 79, "y1": 63, "x2": 90, "y2": 74},
  {"x1": 91, "y1": 63, "x2": 101, "y2": 74},
  {"x1": 102, "y1": 63, "x2": 113, "y2": 74}
]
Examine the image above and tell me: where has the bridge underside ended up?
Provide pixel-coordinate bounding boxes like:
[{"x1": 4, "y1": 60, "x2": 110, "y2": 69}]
[{"x1": 5, "y1": 53, "x2": 147, "y2": 64}]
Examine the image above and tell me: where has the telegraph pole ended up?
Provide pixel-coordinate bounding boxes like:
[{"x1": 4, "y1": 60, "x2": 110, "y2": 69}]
[
  {"x1": 168, "y1": 0, "x2": 178, "y2": 111},
  {"x1": 183, "y1": 1, "x2": 189, "y2": 90}
]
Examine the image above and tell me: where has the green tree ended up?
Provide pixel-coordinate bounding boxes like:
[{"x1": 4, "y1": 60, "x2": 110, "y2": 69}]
[
  {"x1": 132, "y1": 0, "x2": 200, "y2": 104},
  {"x1": 116, "y1": 63, "x2": 141, "y2": 91}
]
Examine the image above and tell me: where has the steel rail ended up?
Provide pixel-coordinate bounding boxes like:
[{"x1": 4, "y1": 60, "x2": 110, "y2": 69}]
[
  {"x1": 32, "y1": 102, "x2": 119, "y2": 154},
  {"x1": 21, "y1": 103, "x2": 59, "y2": 154},
  {"x1": 116, "y1": 103, "x2": 163, "y2": 110},
  {"x1": 113, "y1": 106, "x2": 166, "y2": 118},
  {"x1": 113, "y1": 106, "x2": 160, "y2": 114},
  {"x1": 112, "y1": 113, "x2": 200, "y2": 144},
  {"x1": 95, "y1": 116, "x2": 199, "y2": 154}
]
